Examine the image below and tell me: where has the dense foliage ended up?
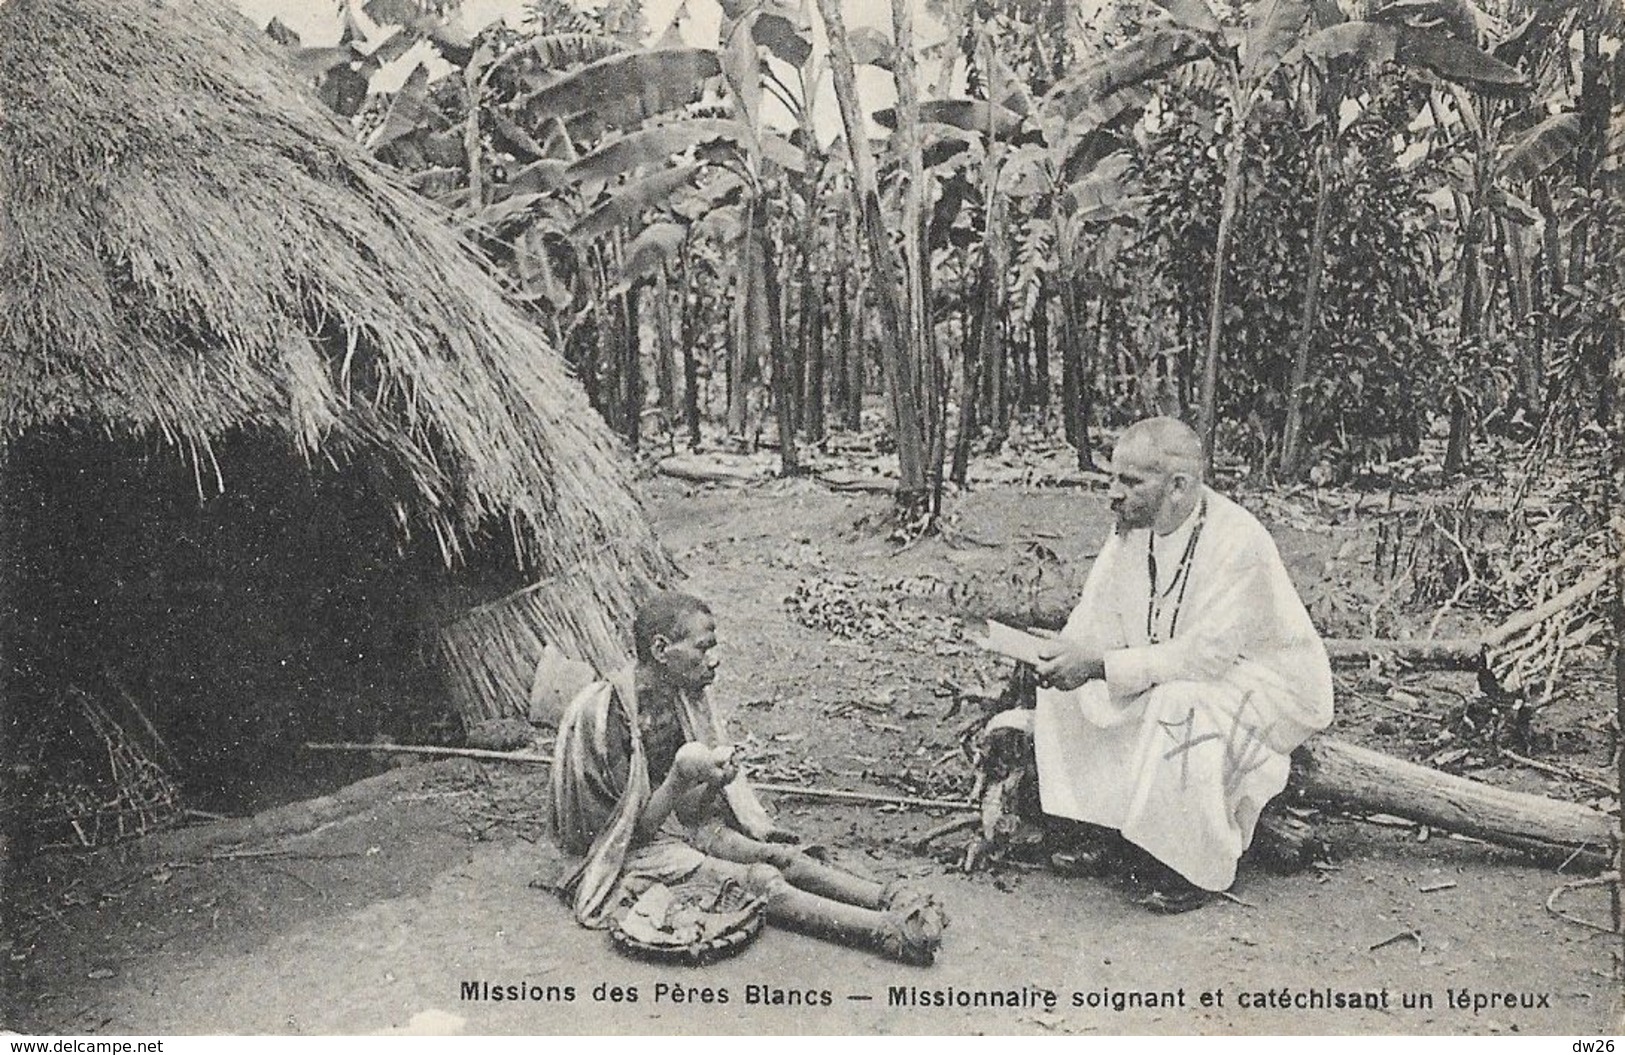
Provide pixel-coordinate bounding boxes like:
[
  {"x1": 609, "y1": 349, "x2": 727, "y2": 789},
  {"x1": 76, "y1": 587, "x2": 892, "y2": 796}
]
[{"x1": 266, "y1": 0, "x2": 1620, "y2": 500}]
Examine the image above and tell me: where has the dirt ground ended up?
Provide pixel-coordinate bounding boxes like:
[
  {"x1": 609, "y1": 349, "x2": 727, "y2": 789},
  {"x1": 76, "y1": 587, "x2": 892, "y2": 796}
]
[{"x1": 5, "y1": 472, "x2": 1621, "y2": 1036}]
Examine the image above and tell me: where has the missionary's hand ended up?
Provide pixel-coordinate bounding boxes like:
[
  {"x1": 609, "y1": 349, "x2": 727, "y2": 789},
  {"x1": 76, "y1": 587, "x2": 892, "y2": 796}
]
[{"x1": 1034, "y1": 634, "x2": 1106, "y2": 692}]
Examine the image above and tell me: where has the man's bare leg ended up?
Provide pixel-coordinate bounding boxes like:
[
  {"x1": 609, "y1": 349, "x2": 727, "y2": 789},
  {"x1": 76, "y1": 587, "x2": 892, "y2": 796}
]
[
  {"x1": 700, "y1": 826, "x2": 928, "y2": 910},
  {"x1": 694, "y1": 855, "x2": 941, "y2": 965}
]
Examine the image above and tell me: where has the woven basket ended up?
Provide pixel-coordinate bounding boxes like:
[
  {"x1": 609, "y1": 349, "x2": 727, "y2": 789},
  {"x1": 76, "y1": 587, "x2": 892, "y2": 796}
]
[{"x1": 609, "y1": 877, "x2": 767, "y2": 965}]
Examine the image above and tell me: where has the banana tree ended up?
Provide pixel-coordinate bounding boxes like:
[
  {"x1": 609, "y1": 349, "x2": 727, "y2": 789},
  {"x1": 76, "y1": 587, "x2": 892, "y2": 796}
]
[
  {"x1": 1259, "y1": 0, "x2": 1543, "y2": 475},
  {"x1": 1061, "y1": 0, "x2": 1523, "y2": 465},
  {"x1": 815, "y1": 0, "x2": 930, "y2": 519},
  {"x1": 1293, "y1": 0, "x2": 1527, "y2": 475},
  {"x1": 742, "y1": 1, "x2": 842, "y2": 454},
  {"x1": 527, "y1": 30, "x2": 805, "y2": 462},
  {"x1": 887, "y1": 0, "x2": 942, "y2": 508},
  {"x1": 998, "y1": 57, "x2": 1149, "y2": 471},
  {"x1": 713, "y1": 1, "x2": 788, "y2": 466},
  {"x1": 522, "y1": 47, "x2": 728, "y2": 444}
]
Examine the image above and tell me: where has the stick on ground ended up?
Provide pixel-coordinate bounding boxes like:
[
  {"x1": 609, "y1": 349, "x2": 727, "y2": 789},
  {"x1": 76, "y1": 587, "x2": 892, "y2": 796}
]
[
  {"x1": 753, "y1": 782, "x2": 975, "y2": 812},
  {"x1": 304, "y1": 742, "x2": 553, "y2": 764}
]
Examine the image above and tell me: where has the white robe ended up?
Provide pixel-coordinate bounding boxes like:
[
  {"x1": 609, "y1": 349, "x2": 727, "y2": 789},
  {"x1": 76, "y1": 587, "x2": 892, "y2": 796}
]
[{"x1": 1033, "y1": 488, "x2": 1333, "y2": 890}]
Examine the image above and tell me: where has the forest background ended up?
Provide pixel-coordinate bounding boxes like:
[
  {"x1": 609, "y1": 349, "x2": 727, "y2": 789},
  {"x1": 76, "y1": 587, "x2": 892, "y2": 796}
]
[
  {"x1": 246, "y1": 0, "x2": 1619, "y2": 500},
  {"x1": 242, "y1": 0, "x2": 1619, "y2": 678}
]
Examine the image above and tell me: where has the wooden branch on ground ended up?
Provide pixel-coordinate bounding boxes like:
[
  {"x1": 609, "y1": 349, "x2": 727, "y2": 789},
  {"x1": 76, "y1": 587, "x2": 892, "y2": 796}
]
[
  {"x1": 964, "y1": 567, "x2": 1611, "y2": 670},
  {"x1": 655, "y1": 457, "x2": 765, "y2": 485},
  {"x1": 814, "y1": 472, "x2": 896, "y2": 494},
  {"x1": 304, "y1": 742, "x2": 553, "y2": 764},
  {"x1": 1321, "y1": 637, "x2": 1483, "y2": 667},
  {"x1": 1500, "y1": 749, "x2": 1620, "y2": 796},
  {"x1": 753, "y1": 782, "x2": 974, "y2": 812},
  {"x1": 912, "y1": 815, "x2": 979, "y2": 851},
  {"x1": 1484, "y1": 568, "x2": 1611, "y2": 647},
  {"x1": 300, "y1": 745, "x2": 973, "y2": 814},
  {"x1": 1291, "y1": 737, "x2": 1615, "y2": 870},
  {"x1": 1544, "y1": 871, "x2": 1622, "y2": 934}
]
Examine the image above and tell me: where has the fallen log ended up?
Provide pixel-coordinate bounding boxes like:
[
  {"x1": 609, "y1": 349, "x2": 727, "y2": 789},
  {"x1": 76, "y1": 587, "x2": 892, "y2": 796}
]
[
  {"x1": 1321, "y1": 637, "x2": 1483, "y2": 668},
  {"x1": 962, "y1": 568, "x2": 1612, "y2": 670},
  {"x1": 132, "y1": 758, "x2": 485, "y2": 859},
  {"x1": 1483, "y1": 567, "x2": 1611, "y2": 647},
  {"x1": 966, "y1": 601, "x2": 1486, "y2": 669},
  {"x1": 814, "y1": 471, "x2": 896, "y2": 495},
  {"x1": 966, "y1": 677, "x2": 1616, "y2": 873},
  {"x1": 1291, "y1": 737, "x2": 1615, "y2": 870},
  {"x1": 655, "y1": 456, "x2": 766, "y2": 485}
]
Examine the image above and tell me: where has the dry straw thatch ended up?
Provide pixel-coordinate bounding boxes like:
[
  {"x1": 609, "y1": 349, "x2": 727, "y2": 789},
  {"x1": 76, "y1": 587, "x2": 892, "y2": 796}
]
[{"x1": 0, "y1": 0, "x2": 671, "y2": 717}]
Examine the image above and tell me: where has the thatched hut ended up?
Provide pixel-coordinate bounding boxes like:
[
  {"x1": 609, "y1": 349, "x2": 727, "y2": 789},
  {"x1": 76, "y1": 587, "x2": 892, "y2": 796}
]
[{"x1": 0, "y1": 0, "x2": 670, "y2": 821}]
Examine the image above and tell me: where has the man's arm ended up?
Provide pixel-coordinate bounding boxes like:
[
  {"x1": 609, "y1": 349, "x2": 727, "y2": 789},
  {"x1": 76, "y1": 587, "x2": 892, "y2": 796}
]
[
  {"x1": 634, "y1": 743, "x2": 734, "y2": 841},
  {"x1": 1033, "y1": 534, "x2": 1119, "y2": 690},
  {"x1": 1102, "y1": 545, "x2": 1271, "y2": 699}
]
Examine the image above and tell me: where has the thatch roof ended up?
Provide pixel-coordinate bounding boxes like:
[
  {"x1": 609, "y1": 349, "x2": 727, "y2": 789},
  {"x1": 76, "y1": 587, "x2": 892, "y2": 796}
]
[{"x1": 0, "y1": 0, "x2": 671, "y2": 698}]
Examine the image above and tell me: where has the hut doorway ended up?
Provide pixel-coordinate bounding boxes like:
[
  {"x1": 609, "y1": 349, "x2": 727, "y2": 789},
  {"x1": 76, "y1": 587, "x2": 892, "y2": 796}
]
[{"x1": 2, "y1": 429, "x2": 517, "y2": 835}]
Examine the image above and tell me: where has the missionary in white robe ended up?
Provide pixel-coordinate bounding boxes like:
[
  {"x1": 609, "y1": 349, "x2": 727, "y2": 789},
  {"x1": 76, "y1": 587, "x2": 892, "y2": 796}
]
[{"x1": 1033, "y1": 471, "x2": 1333, "y2": 892}]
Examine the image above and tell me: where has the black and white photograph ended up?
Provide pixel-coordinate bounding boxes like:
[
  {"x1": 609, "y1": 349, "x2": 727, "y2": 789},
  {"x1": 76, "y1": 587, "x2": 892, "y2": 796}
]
[{"x1": 0, "y1": 0, "x2": 1620, "y2": 1038}]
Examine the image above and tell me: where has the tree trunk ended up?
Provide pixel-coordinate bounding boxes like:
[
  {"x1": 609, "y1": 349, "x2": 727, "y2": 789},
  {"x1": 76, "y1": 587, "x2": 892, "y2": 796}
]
[
  {"x1": 831, "y1": 235, "x2": 849, "y2": 428},
  {"x1": 727, "y1": 242, "x2": 752, "y2": 440},
  {"x1": 1058, "y1": 286, "x2": 1080, "y2": 449},
  {"x1": 1292, "y1": 737, "x2": 1614, "y2": 869},
  {"x1": 653, "y1": 265, "x2": 679, "y2": 423},
  {"x1": 788, "y1": 241, "x2": 807, "y2": 439},
  {"x1": 989, "y1": 284, "x2": 1009, "y2": 444},
  {"x1": 1564, "y1": 15, "x2": 1603, "y2": 313},
  {"x1": 1280, "y1": 151, "x2": 1331, "y2": 478},
  {"x1": 622, "y1": 282, "x2": 641, "y2": 449},
  {"x1": 1012, "y1": 315, "x2": 1031, "y2": 411},
  {"x1": 891, "y1": 0, "x2": 940, "y2": 514},
  {"x1": 949, "y1": 303, "x2": 980, "y2": 486},
  {"x1": 1502, "y1": 217, "x2": 1541, "y2": 419},
  {"x1": 1533, "y1": 178, "x2": 1562, "y2": 417},
  {"x1": 806, "y1": 269, "x2": 827, "y2": 445},
  {"x1": 1033, "y1": 278, "x2": 1051, "y2": 412},
  {"x1": 1198, "y1": 133, "x2": 1245, "y2": 467},
  {"x1": 753, "y1": 213, "x2": 798, "y2": 475},
  {"x1": 580, "y1": 243, "x2": 611, "y2": 420},
  {"x1": 955, "y1": 75, "x2": 1009, "y2": 484},
  {"x1": 678, "y1": 245, "x2": 702, "y2": 450},
  {"x1": 1445, "y1": 195, "x2": 1486, "y2": 475},
  {"x1": 842, "y1": 217, "x2": 864, "y2": 431},
  {"x1": 1082, "y1": 290, "x2": 1104, "y2": 440},
  {"x1": 794, "y1": 68, "x2": 825, "y2": 445},
  {"x1": 1057, "y1": 271, "x2": 1096, "y2": 470},
  {"x1": 817, "y1": 0, "x2": 929, "y2": 516}
]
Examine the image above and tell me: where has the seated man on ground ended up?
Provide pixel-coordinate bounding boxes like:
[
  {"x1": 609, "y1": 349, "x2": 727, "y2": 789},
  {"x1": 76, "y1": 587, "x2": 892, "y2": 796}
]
[
  {"x1": 1031, "y1": 416, "x2": 1333, "y2": 912},
  {"x1": 551, "y1": 590, "x2": 946, "y2": 964}
]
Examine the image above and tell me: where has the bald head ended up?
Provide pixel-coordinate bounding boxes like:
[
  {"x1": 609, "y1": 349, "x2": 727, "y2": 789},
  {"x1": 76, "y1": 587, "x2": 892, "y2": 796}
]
[
  {"x1": 1107, "y1": 417, "x2": 1205, "y2": 534},
  {"x1": 1115, "y1": 416, "x2": 1205, "y2": 483}
]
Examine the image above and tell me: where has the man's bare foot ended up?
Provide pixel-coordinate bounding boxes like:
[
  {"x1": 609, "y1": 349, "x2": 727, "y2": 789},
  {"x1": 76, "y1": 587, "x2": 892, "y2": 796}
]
[{"x1": 877, "y1": 898, "x2": 947, "y2": 966}]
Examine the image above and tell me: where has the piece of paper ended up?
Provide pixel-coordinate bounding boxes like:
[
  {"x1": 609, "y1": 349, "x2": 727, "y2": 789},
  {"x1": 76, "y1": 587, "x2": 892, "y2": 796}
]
[{"x1": 969, "y1": 619, "x2": 1050, "y2": 666}]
